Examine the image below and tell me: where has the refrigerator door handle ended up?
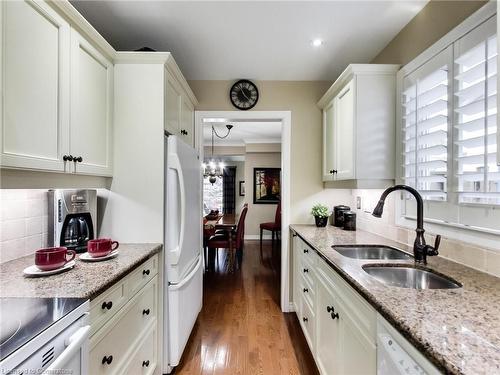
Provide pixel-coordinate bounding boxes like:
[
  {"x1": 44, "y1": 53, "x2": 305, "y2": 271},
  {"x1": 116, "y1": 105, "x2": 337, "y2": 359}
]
[
  {"x1": 169, "y1": 256, "x2": 201, "y2": 291},
  {"x1": 167, "y1": 152, "x2": 186, "y2": 266}
]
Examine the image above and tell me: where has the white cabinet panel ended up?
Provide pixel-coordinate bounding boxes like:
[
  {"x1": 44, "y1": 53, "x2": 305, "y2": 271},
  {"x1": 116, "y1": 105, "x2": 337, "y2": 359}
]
[
  {"x1": 334, "y1": 79, "x2": 355, "y2": 180},
  {"x1": 322, "y1": 99, "x2": 335, "y2": 181},
  {"x1": 165, "y1": 75, "x2": 182, "y2": 136},
  {"x1": 180, "y1": 95, "x2": 195, "y2": 146},
  {"x1": 70, "y1": 29, "x2": 113, "y2": 176},
  {"x1": 1, "y1": 0, "x2": 70, "y2": 171}
]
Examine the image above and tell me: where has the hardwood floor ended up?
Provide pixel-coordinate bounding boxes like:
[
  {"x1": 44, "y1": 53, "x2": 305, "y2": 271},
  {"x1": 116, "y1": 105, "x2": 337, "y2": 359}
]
[{"x1": 174, "y1": 240, "x2": 319, "y2": 375}]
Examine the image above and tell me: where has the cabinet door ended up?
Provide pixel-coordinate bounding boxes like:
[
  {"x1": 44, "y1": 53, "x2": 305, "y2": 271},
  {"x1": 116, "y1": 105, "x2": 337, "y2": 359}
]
[
  {"x1": 1, "y1": 0, "x2": 70, "y2": 171},
  {"x1": 70, "y1": 29, "x2": 113, "y2": 176},
  {"x1": 334, "y1": 79, "x2": 355, "y2": 180},
  {"x1": 165, "y1": 74, "x2": 182, "y2": 136},
  {"x1": 180, "y1": 95, "x2": 195, "y2": 146},
  {"x1": 316, "y1": 272, "x2": 341, "y2": 375},
  {"x1": 322, "y1": 99, "x2": 336, "y2": 181}
]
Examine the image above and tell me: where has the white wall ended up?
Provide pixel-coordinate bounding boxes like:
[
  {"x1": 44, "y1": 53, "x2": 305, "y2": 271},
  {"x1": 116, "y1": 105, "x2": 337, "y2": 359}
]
[{"x1": 244, "y1": 152, "x2": 281, "y2": 236}]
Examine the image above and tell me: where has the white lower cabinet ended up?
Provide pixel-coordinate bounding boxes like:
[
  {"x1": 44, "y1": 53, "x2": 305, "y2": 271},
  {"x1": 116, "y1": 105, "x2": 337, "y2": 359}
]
[
  {"x1": 291, "y1": 231, "x2": 376, "y2": 375},
  {"x1": 89, "y1": 254, "x2": 160, "y2": 375}
]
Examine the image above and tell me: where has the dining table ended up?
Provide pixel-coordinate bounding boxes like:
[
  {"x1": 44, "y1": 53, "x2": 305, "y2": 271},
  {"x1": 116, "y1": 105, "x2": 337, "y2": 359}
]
[{"x1": 203, "y1": 213, "x2": 238, "y2": 272}]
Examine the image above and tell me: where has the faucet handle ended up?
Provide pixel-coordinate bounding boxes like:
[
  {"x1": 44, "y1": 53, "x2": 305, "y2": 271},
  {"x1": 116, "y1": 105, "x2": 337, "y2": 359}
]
[{"x1": 426, "y1": 235, "x2": 441, "y2": 256}]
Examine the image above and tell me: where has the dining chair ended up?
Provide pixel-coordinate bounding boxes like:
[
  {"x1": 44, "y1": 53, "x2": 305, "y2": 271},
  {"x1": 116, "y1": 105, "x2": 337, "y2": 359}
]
[
  {"x1": 259, "y1": 201, "x2": 281, "y2": 259},
  {"x1": 207, "y1": 204, "x2": 248, "y2": 271}
]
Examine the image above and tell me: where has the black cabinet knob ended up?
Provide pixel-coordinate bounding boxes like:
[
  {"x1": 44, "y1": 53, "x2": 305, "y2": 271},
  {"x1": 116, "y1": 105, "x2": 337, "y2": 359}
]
[
  {"x1": 102, "y1": 355, "x2": 113, "y2": 365},
  {"x1": 303, "y1": 288, "x2": 308, "y2": 293},
  {"x1": 143, "y1": 269, "x2": 150, "y2": 276},
  {"x1": 302, "y1": 317, "x2": 308, "y2": 322},
  {"x1": 303, "y1": 249, "x2": 309, "y2": 254},
  {"x1": 63, "y1": 155, "x2": 73, "y2": 162},
  {"x1": 142, "y1": 308, "x2": 150, "y2": 316},
  {"x1": 331, "y1": 312, "x2": 339, "y2": 320},
  {"x1": 142, "y1": 360, "x2": 150, "y2": 367},
  {"x1": 330, "y1": 169, "x2": 338, "y2": 174},
  {"x1": 303, "y1": 268, "x2": 309, "y2": 273},
  {"x1": 74, "y1": 156, "x2": 83, "y2": 163},
  {"x1": 326, "y1": 305, "x2": 334, "y2": 313},
  {"x1": 101, "y1": 301, "x2": 113, "y2": 310}
]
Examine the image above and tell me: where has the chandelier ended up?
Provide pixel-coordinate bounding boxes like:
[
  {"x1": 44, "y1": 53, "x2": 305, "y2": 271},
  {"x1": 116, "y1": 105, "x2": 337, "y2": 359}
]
[{"x1": 203, "y1": 124, "x2": 233, "y2": 184}]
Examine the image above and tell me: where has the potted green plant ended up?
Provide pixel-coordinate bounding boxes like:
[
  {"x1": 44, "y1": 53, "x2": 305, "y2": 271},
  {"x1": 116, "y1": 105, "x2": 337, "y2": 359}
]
[{"x1": 311, "y1": 203, "x2": 331, "y2": 227}]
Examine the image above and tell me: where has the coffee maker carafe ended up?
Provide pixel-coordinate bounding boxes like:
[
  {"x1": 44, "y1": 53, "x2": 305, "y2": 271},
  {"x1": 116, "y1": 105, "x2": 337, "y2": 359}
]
[{"x1": 48, "y1": 189, "x2": 97, "y2": 253}]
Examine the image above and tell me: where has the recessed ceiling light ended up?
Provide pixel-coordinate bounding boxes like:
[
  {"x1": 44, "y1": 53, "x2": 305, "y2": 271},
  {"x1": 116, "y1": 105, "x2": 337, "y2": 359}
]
[{"x1": 311, "y1": 39, "x2": 323, "y2": 47}]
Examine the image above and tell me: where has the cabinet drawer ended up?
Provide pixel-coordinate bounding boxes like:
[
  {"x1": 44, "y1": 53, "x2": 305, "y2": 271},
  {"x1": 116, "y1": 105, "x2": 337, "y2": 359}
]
[
  {"x1": 90, "y1": 279, "x2": 128, "y2": 336},
  {"x1": 298, "y1": 256, "x2": 315, "y2": 289},
  {"x1": 298, "y1": 237, "x2": 318, "y2": 265},
  {"x1": 127, "y1": 254, "x2": 159, "y2": 298},
  {"x1": 123, "y1": 323, "x2": 158, "y2": 375},
  {"x1": 299, "y1": 273, "x2": 315, "y2": 312},
  {"x1": 89, "y1": 276, "x2": 158, "y2": 375},
  {"x1": 300, "y1": 296, "x2": 315, "y2": 352}
]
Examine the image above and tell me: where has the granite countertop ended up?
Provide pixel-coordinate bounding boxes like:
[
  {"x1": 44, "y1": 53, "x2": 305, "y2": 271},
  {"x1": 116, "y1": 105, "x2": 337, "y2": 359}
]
[
  {"x1": 0, "y1": 244, "x2": 162, "y2": 300},
  {"x1": 290, "y1": 224, "x2": 500, "y2": 375}
]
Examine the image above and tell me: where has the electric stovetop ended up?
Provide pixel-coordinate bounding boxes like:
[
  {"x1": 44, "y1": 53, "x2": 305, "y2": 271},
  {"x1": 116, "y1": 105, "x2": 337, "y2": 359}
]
[{"x1": 0, "y1": 297, "x2": 86, "y2": 361}]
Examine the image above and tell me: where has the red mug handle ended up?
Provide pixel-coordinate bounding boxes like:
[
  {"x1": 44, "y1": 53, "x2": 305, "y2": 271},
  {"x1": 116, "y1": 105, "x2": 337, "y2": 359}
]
[
  {"x1": 65, "y1": 249, "x2": 76, "y2": 263},
  {"x1": 111, "y1": 241, "x2": 119, "y2": 251}
]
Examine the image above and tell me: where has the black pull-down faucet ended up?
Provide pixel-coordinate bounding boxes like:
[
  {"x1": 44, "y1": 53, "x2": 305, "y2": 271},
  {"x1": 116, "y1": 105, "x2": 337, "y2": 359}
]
[{"x1": 372, "y1": 185, "x2": 441, "y2": 264}]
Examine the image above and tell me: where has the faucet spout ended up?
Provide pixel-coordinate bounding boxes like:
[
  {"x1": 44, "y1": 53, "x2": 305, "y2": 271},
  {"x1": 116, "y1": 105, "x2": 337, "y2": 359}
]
[{"x1": 371, "y1": 185, "x2": 439, "y2": 264}]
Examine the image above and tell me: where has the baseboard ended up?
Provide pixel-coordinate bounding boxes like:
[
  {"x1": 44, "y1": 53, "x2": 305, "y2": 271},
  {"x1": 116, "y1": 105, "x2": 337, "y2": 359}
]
[{"x1": 244, "y1": 234, "x2": 274, "y2": 240}]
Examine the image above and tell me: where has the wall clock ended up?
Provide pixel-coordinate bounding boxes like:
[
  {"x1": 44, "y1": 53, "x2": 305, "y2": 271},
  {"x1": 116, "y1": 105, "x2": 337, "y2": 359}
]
[{"x1": 230, "y1": 80, "x2": 259, "y2": 110}]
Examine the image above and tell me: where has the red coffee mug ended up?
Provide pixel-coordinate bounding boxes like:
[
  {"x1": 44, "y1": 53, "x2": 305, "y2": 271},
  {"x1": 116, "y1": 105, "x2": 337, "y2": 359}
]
[
  {"x1": 35, "y1": 247, "x2": 76, "y2": 271},
  {"x1": 87, "y1": 238, "x2": 119, "y2": 258}
]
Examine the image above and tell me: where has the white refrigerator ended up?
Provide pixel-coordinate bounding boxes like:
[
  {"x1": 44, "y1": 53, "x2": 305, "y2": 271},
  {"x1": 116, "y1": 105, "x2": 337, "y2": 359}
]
[{"x1": 163, "y1": 135, "x2": 203, "y2": 373}]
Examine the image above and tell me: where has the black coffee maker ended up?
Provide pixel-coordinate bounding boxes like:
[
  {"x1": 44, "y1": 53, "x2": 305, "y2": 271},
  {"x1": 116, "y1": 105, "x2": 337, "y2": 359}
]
[{"x1": 48, "y1": 189, "x2": 97, "y2": 253}]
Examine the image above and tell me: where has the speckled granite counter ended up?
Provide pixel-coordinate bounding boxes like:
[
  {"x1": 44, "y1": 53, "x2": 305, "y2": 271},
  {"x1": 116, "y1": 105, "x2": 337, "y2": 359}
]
[
  {"x1": 0, "y1": 244, "x2": 162, "y2": 300},
  {"x1": 290, "y1": 224, "x2": 500, "y2": 375}
]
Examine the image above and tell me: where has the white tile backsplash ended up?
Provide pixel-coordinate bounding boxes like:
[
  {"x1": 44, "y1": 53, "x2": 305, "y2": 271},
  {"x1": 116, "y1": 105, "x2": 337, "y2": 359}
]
[{"x1": 0, "y1": 189, "x2": 49, "y2": 263}]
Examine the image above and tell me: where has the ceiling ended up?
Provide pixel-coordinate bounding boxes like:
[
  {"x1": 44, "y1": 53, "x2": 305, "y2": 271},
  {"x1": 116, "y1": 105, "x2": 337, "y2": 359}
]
[
  {"x1": 71, "y1": 1, "x2": 427, "y2": 81},
  {"x1": 203, "y1": 122, "x2": 282, "y2": 146}
]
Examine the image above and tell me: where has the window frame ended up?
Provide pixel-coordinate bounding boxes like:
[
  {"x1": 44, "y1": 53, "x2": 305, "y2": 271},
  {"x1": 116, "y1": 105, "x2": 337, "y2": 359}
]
[{"x1": 395, "y1": 1, "x2": 500, "y2": 247}]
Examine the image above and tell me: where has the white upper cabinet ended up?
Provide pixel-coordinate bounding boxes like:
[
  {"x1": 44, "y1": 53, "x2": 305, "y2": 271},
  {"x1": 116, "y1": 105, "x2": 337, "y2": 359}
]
[
  {"x1": 1, "y1": 0, "x2": 114, "y2": 176},
  {"x1": 319, "y1": 64, "x2": 399, "y2": 188},
  {"x1": 165, "y1": 68, "x2": 197, "y2": 147},
  {"x1": 70, "y1": 29, "x2": 113, "y2": 176},
  {"x1": 333, "y1": 79, "x2": 355, "y2": 180},
  {"x1": 1, "y1": 0, "x2": 70, "y2": 172}
]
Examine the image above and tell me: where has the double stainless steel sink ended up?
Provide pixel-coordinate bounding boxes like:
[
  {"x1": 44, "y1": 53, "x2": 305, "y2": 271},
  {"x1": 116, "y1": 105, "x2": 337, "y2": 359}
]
[{"x1": 333, "y1": 245, "x2": 461, "y2": 290}]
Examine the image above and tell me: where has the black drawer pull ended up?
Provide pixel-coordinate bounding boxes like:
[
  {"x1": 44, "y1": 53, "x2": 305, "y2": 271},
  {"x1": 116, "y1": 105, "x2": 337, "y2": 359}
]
[
  {"x1": 326, "y1": 305, "x2": 334, "y2": 313},
  {"x1": 142, "y1": 308, "x2": 150, "y2": 316},
  {"x1": 143, "y1": 269, "x2": 150, "y2": 276},
  {"x1": 303, "y1": 288, "x2": 308, "y2": 293},
  {"x1": 142, "y1": 360, "x2": 150, "y2": 367},
  {"x1": 102, "y1": 355, "x2": 113, "y2": 365},
  {"x1": 303, "y1": 268, "x2": 309, "y2": 273},
  {"x1": 303, "y1": 317, "x2": 308, "y2": 322},
  {"x1": 303, "y1": 249, "x2": 309, "y2": 254},
  {"x1": 101, "y1": 301, "x2": 113, "y2": 310},
  {"x1": 331, "y1": 312, "x2": 339, "y2": 320}
]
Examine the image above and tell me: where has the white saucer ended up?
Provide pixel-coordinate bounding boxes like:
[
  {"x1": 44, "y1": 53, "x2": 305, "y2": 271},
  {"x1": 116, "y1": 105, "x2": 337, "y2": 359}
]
[
  {"x1": 23, "y1": 260, "x2": 76, "y2": 277},
  {"x1": 79, "y1": 250, "x2": 119, "y2": 262}
]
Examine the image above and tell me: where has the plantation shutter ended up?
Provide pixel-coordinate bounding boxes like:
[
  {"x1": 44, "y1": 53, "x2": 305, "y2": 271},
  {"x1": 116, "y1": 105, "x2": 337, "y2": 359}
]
[
  {"x1": 454, "y1": 17, "x2": 500, "y2": 205},
  {"x1": 402, "y1": 47, "x2": 452, "y2": 201}
]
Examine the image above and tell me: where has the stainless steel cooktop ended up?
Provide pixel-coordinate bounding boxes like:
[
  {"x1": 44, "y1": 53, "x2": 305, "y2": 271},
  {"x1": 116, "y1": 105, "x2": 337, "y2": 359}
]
[{"x1": 0, "y1": 297, "x2": 86, "y2": 361}]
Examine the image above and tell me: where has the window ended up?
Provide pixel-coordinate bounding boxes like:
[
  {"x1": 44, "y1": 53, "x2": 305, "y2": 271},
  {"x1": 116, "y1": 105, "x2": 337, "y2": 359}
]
[
  {"x1": 399, "y1": 12, "x2": 500, "y2": 234},
  {"x1": 203, "y1": 176, "x2": 223, "y2": 213}
]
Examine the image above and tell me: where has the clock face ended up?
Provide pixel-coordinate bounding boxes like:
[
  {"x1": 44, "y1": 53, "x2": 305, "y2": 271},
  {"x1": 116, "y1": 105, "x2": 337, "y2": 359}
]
[{"x1": 230, "y1": 80, "x2": 259, "y2": 110}]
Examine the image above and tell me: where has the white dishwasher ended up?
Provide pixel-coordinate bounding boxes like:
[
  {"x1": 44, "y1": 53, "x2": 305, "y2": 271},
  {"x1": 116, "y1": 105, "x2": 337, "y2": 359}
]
[{"x1": 377, "y1": 317, "x2": 441, "y2": 375}]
